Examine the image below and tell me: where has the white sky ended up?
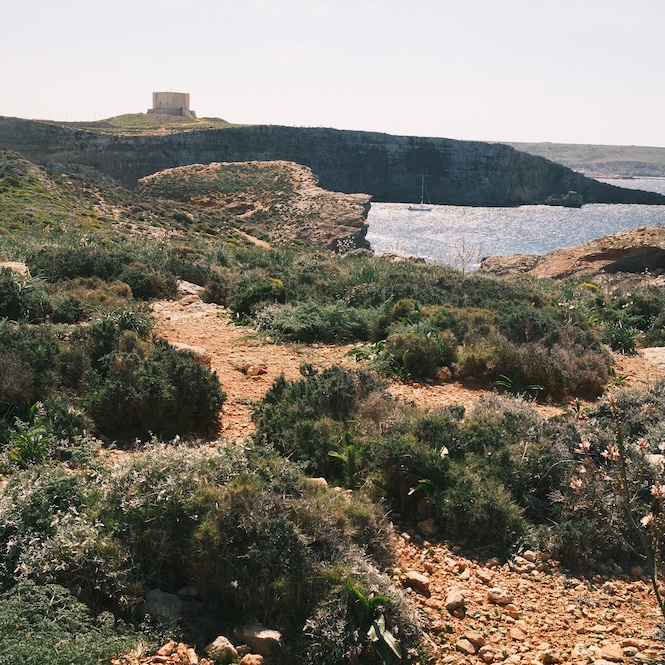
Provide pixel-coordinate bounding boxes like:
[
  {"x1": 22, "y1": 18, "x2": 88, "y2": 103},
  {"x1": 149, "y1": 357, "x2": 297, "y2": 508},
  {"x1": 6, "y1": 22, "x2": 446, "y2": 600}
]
[{"x1": 2, "y1": 0, "x2": 664, "y2": 146}]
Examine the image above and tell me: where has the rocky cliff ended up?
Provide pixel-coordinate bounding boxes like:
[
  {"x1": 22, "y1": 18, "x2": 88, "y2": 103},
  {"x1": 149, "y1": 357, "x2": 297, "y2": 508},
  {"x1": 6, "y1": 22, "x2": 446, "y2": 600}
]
[
  {"x1": 136, "y1": 160, "x2": 371, "y2": 251},
  {"x1": 1, "y1": 116, "x2": 663, "y2": 206},
  {"x1": 478, "y1": 226, "x2": 665, "y2": 279}
]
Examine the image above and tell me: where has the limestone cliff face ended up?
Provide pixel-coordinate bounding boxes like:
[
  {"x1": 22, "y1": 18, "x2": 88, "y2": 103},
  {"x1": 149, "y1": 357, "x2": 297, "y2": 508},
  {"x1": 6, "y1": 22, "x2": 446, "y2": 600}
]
[{"x1": 1, "y1": 116, "x2": 663, "y2": 206}]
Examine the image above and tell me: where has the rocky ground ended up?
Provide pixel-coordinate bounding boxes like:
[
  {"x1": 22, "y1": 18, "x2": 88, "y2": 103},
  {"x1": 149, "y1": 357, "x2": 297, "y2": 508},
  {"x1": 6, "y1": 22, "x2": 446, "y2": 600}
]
[
  {"x1": 395, "y1": 536, "x2": 663, "y2": 665},
  {"x1": 137, "y1": 160, "x2": 371, "y2": 251},
  {"x1": 478, "y1": 227, "x2": 665, "y2": 281},
  {"x1": 143, "y1": 286, "x2": 665, "y2": 665}
]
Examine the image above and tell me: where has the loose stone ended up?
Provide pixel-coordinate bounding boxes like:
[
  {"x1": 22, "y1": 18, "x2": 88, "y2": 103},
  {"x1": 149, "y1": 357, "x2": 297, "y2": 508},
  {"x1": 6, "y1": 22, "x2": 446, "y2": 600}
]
[
  {"x1": 456, "y1": 638, "x2": 478, "y2": 655},
  {"x1": 445, "y1": 587, "x2": 466, "y2": 612},
  {"x1": 403, "y1": 570, "x2": 431, "y2": 595},
  {"x1": 488, "y1": 587, "x2": 514, "y2": 605},
  {"x1": 600, "y1": 643, "x2": 624, "y2": 662}
]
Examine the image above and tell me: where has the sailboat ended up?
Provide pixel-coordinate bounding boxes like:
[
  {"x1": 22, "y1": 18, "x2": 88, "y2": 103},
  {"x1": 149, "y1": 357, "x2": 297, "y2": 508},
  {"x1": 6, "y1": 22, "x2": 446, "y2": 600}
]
[{"x1": 407, "y1": 175, "x2": 432, "y2": 211}]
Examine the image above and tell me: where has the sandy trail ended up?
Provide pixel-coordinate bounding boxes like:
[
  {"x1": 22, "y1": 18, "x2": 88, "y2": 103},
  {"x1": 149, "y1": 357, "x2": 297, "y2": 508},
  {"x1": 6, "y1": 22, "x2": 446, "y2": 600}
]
[{"x1": 153, "y1": 294, "x2": 665, "y2": 442}]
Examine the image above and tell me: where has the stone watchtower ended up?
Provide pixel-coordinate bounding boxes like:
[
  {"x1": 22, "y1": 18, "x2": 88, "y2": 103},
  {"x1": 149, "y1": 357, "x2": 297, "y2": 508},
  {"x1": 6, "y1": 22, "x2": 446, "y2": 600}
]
[{"x1": 147, "y1": 92, "x2": 196, "y2": 118}]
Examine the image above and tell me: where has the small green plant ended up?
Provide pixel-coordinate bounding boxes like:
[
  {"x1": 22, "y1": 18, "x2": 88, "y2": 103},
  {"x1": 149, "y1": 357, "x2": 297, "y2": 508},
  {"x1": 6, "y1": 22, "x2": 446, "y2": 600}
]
[
  {"x1": 494, "y1": 372, "x2": 544, "y2": 397},
  {"x1": 346, "y1": 578, "x2": 402, "y2": 665},
  {"x1": 568, "y1": 397, "x2": 587, "y2": 420},
  {"x1": 328, "y1": 432, "x2": 364, "y2": 489},
  {"x1": 8, "y1": 428, "x2": 49, "y2": 468},
  {"x1": 602, "y1": 320, "x2": 638, "y2": 354},
  {"x1": 609, "y1": 368, "x2": 630, "y2": 386},
  {"x1": 407, "y1": 478, "x2": 437, "y2": 496},
  {"x1": 7, "y1": 404, "x2": 51, "y2": 468}
]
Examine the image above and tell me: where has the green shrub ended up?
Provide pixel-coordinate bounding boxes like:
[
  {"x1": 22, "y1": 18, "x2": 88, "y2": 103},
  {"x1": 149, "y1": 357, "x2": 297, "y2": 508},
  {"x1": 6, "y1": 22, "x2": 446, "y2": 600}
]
[
  {"x1": 497, "y1": 301, "x2": 561, "y2": 344},
  {"x1": 50, "y1": 294, "x2": 86, "y2": 323},
  {"x1": 369, "y1": 298, "x2": 420, "y2": 340},
  {"x1": 86, "y1": 340, "x2": 225, "y2": 440},
  {"x1": 0, "y1": 580, "x2": 146, "y2": 665},
  {"x1": 457, "y1": 332, "x2": 610, "y2": 399},
  {"x1": 367, "y1": 432, "x2": 452, "y2": 517},
  {"x1": 117, "y1": 264, "x2": 177, "y2": 300},
  {"x1": 602, "y1": 320, "x2": 638, "y2": 354},
  {"x1": 0, "y1": 321, "x2": 64, "y2": 413},
  {"x1": 385, "y1": 329, "x2": 456, "y2": 379},
  {"x1": 201, "y1": 268, "x2": 233, "y2": 305},
  {"x1": 96, "y1": 444, "x2": 414, "y2": 651},
  {"x1": 74, "y1": 309, "x2": 153, "y2": 365},
  {"x1": 256, "y1": 301, "x2": 372, "y2": 343},
  {"x1": 253, "y1": 367, "x2": 382, "y2": 479},
  {"x1": 428, "y1": 305, "x2": 498, "y2": 342},
  {"x1": 0, "y1": 354, "x2": 35, "y2": 414},
  {"x1": 162, "y1": 249, "x2": 212, "y2": 286},
  {"x1": 434, "y1": 463, "x2": 528, "y2": 552},
  {"x1": 0, "y1": 268, "x2": 50, "y2": 322},
  {"x1": 456, "y1": 334, "x2": 503, "y2": 380},
  {"x1": 0, "y1": 466, "x2": 86, "y2": 587},
  {"x1": 27, "y1": 245, "x2": 131, "y2": 283},
  {"x1": 230, "y1": 276, "x2": 285, "y2": 316}
]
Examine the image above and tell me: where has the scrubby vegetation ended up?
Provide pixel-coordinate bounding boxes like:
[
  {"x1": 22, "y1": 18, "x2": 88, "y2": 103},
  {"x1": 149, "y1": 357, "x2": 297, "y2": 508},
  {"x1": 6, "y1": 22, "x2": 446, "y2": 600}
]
[{"x1": 1, "y1": 148, "x2": 664, "y2": 663}]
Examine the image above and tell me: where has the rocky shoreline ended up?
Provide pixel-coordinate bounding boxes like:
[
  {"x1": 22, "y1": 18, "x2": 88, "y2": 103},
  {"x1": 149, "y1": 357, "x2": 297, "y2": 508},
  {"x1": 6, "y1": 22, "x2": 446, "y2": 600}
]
[{"x1": 478, "y1": 226, "x2": 665, "y2": 280}]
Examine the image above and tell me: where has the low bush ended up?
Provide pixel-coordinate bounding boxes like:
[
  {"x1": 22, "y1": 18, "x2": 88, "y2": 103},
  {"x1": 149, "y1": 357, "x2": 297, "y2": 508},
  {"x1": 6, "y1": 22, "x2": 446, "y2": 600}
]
[
  {"x1": 0, "y1": 321, "x2": 64, "y2": 415},
  {"x1": 256, "y1": 301, "x2": 373, "y2": 343},
  {"x1": 435, "y1": 463, "x2": 528, "y2": 551},
  {"x1": 230, "y1": 275, "x2": 286, "y2": 316},
  {"x1": 117, "y1": 264, "x2": 178, "y2": 300},
  {"x1": 385, "y1": 328, "x2": 456, "y2": 379},
  {"x1": 253, "y1": 366, "x2": 378, "y2": 479},
  {"x1": 0, "y1": 580, "x2": 148, "y2": 665},
  {"x1": 0, "y1": 268, "x2": 50, "y2": 322},
  {"x1": 0, "y1": 443, "x2": 422, "y2": 662},
  {"x1": 27, "y1": 245, "x2": 132, "y2": 283},
  {"x1": 457, "y1": 333, "x2": 610, "y2": 400},
  {"x1": 86, "y1": 339, "x2": 225, "y2": 440},
  {"x1": 428, "y1": 305, "x2": 498, "y2": 341},
  {"x1": 49, "y1": 293, "x2": 86, "y2": 323},
  {"x1": 201, "y1": 268, "x2": 233, "y2": 305}
]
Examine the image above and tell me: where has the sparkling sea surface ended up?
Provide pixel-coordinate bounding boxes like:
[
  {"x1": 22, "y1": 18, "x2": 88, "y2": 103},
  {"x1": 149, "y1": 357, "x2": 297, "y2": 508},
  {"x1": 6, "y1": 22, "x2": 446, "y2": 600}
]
[{"x1": 366, "y1": 178, "x2": 665, "y2": 269}]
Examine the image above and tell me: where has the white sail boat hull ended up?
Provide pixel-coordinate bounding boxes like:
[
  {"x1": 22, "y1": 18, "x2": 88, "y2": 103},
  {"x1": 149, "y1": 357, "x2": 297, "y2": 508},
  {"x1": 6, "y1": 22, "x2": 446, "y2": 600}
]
[{"x1": 408, "y1": 175, "x2": 432, "y2": 211}]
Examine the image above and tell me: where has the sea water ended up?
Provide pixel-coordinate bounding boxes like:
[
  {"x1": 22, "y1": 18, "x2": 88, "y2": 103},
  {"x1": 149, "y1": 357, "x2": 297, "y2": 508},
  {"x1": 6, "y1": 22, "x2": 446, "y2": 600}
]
[{"x1": 366, "y1": 178, "x2": 665, "y2": 269}]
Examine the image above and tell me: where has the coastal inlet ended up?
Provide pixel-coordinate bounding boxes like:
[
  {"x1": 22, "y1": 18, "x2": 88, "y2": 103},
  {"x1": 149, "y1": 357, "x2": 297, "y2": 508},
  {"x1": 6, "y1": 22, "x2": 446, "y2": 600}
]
[{"x1": 366, "y1": 178, "x2": 665, "y2": 270}]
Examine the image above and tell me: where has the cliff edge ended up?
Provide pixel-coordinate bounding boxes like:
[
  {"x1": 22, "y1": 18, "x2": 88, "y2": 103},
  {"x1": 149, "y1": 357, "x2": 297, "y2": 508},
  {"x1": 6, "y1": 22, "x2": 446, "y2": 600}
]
[
  {"x1": 136, "y1": 160, "x2": 371, "y2": 251},
  {"x1": 1, "y1": 116, "x2": 663, "y2": 206}
]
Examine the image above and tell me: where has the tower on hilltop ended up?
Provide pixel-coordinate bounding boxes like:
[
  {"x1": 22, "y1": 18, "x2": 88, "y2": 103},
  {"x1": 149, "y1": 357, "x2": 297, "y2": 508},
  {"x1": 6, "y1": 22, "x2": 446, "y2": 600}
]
[{"x1": 147, "y1": 92, "x2": 196, "y2": 118}]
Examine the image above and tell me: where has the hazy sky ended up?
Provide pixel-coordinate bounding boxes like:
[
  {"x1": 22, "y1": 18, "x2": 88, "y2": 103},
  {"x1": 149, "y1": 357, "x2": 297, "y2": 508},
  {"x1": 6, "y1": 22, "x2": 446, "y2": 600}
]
[{"x1": 2, "y1": 0, "x2": 664, "y2": 146}]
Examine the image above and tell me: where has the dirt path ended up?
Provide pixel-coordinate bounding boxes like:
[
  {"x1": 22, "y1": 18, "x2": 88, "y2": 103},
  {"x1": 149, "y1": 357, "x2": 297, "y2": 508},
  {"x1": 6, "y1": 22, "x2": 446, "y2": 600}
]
[
  {"x1": 153, "y1": 294, "x2": 664, "y2": 442},
  {"x1": 153, "y1": 296, "x2": 358, "y2": 441}
]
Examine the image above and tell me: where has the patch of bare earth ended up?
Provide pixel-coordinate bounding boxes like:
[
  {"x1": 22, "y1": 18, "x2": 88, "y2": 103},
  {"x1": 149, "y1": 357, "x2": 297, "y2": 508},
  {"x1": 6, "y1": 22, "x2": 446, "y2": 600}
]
[
  {"x1": 152, "y1": 295, "x2": 359, "y2": 442},
  {"x1": 150, "y1": 291, "x2": 665, "y2": 664}
]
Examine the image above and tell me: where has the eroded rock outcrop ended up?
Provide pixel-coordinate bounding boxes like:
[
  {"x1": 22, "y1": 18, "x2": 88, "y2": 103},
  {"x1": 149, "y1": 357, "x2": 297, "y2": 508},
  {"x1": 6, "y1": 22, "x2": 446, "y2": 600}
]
[
  {"x1": 136, "y1": 160, "x2": 371, "y2": 250},
  {"x1": 478, "y1": 226, "x2": 665, "y2": 279},
  {"x1": 1, "y1": 116, "x2": 663, "y2": 206}
]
